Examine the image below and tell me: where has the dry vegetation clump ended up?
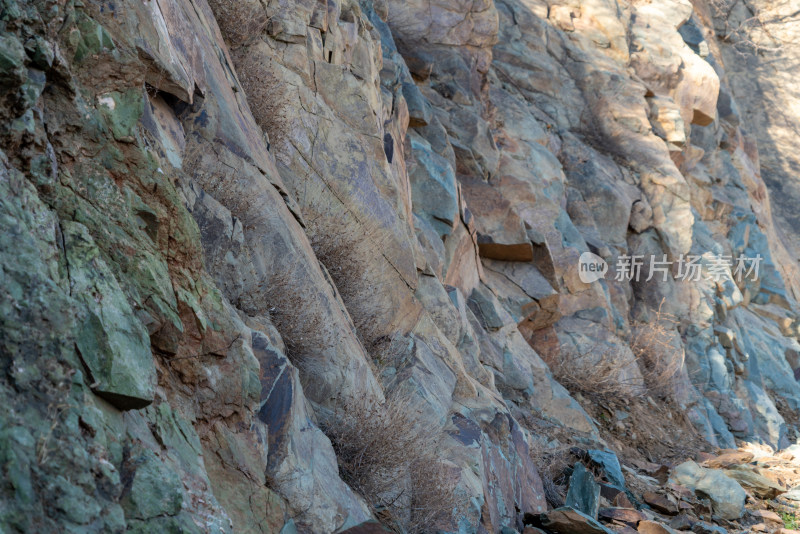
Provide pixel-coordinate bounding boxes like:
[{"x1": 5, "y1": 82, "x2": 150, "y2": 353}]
[
  {"x1": 545, "y1": 304, "x2": 684, "y2": 403},
  {"x1": 306, "y1": 215, "x2": 361, "y2": 304},
  {"x1": 233, "y1": 50, "x2": 294, "y2": 149},
  {"x1": 545, "y1": 344, "x2": 645, "y2": 402},
  {"x1": 629, "y1": 306, "x2": 685, "y2": 398},
  {"x1": 262, "y1": 268, "x2": 301, "y2": 354},
  {"x1": 261, "y1": 204, "x2": 373, "y2": 367},
  {"x1": 706, "y1": 0, "x2": 794, "y2": 55},
  {"x1": 302, "y1": 202, "x2": 393, "y2": 349},
  {"x1": 205, "y1": 0, "x2": 270, "y2": 48},
  {"x1": 319, "y1": 392, "x2": 457, "y2": 534},
  {"x1": 262, "y1": 267, "x2": 334, "y2": 393},
  {"x1": 529, "y1": 442, "x2": 574, "y2": 509}
]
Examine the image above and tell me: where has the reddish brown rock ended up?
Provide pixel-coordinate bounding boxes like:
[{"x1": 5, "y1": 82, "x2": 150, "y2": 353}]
[
  {"x1": 460, "y1": 179, "x2": 533, "y2": 261},
  {"x1": 667, "y1": 513, "x2": 693, "y2": 530},
  {"x1": 643, "y1": 492, "x2": 678, "y2": 515},
  {"x1": 637, "y1": 520, "x2": 678, "y2": 534},
  {"x1": 599, "y1": 507, "x2": 646, "y2": 527},
  {"x1": 613, "y1": 492, "x2": 637, "y2": 510},
  {"x1": 702, "y1": 451, "x2": 755, "y2": 469}
]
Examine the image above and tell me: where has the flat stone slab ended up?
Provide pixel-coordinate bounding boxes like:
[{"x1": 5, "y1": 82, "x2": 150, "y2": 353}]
[
  {"x1": 536, "y1": 507, "x2": 617, "y2": 534},
  {"x1": 566, "y1": 462, "x2": 601, "y2": 518}
]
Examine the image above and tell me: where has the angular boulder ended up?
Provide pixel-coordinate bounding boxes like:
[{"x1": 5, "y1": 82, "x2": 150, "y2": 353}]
[
  {"x1": 536, "y1": 507, "x2": 616, "y2": 534},
  {"x1": 566, "y1": 462, "x2": 601, "y2": 518},
  {"x1": 670, "y1": 461, "x2": 746, "y2": 520},
  {"x1": 64, "y1": 222, "x2": 156, "y2": 410}
]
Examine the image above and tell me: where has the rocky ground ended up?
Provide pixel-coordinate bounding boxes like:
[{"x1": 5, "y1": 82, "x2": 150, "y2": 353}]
[
  {"x1": 520, "y1": 442, "x2": 800, "y2": 534},
  {"x1": 2, "y1": 0, "x2": 800, "y2": 532}
]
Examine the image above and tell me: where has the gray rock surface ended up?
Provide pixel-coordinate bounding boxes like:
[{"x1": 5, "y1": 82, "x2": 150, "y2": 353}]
[
  {"x1": 670, "y1": 461, "x2": 747, "y2": 520},
  {"x1": 2, "y1": 0, "x2": 800, "y2": 532}
]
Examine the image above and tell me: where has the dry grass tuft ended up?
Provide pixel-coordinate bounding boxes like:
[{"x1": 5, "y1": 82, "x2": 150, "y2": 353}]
[
  {"x1": 233, "y1": 50, "x2": 294, "y2": 149},
  {"x1": 262, "y1": 267, "x2": 333, "y2": 393},
  {"x1": 306, "y1": 214, "x2": 361, "y2": 305},
  {"x1": 529, "y1": 442, "x2": 573, "y2": 509},
  {"x1": 320, "y1": 392, "x2": 456, "y2": 534},
  {"x1": 706, "y1": 0, "x2": 791, "y2": 55},
  {"x1": 545, "y1": 302, "x2": 684, "y2": 403},
  {"x1": 206, "y1": 0, "x2": 270, "y2": 48},
  {"x1": 545, "y1": 344, "x2": 644, "y2": 402},
  {"x1": 629, "y1": 304, "x2": 684, "y2": 398},
  {"x1": 302, "y1": 202, "x2": 392, "y2": 349}
]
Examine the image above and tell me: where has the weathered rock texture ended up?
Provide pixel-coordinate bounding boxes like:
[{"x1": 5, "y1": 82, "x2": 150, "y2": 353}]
[{"x1": 1, "y1": 0, "x2": 800, "y2": 532}]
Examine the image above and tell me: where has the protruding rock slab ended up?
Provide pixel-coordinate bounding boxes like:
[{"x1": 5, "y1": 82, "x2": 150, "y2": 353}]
[
  {"x1": 670, "y1": 461, "x2": 746, "y2": 520},
  {"x1": 65, "y1": 221, "x2": 156, "y2": 410},
  {"x1": 643, "y1": 492, "x2": 678, "y2": 515},
  {"x1": 535, "y1": 507, "x2": 616, "y2": 534},
  {"x1": 408, "y1": 132, "x2": 459, "y2": 238},
  {"x1": 637, "y1": 520, "x2": 679, "y2": 534},
  {"x1": 723, "y1": 465, "x2": 786, "y2": 498},
  {"x1": 587, "y1": 449, "x2": 628, "y2": 491},
  {"x1": 460, "y1": 179, "x2": 533, "y2": 261},
  {"x1": 566, "y1": 462, "x2": 601, "y2": 518},
  {"x1": 598, "y1": 507, "x2": 646, "y2": 527},
  {"x1": 701, "y1": 451, "x2": 754, "y2": 469}
]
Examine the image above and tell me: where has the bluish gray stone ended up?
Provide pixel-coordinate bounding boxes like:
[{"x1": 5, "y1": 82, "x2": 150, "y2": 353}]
[
  {"x1": 565, "y1": 462, "x2": 600, "y2": 518},
  {"x1": 670, "y1": 461, "x2": 746, "y2": 520},
  {"x1": 64, "y1": 221, "x2": 156, "y2": 410},
  {"x1": 587, "y1": 450, "x2": 626, "y2": 491},
  {"x1": 408, "y1": 132, "x2": 459, "y2": 238}
]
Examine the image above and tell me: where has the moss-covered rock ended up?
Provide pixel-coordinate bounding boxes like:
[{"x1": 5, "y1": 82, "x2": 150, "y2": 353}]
[
  {"x1": 63, "y1": 221, "x2": 156, "y2": 409},
  {"x1": 0, "y1": 34, "x2": 26, "y2": 86}
]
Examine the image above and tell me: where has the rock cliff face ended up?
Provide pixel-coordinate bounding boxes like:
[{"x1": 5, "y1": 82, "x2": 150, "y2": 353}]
[{"x1": 1, "y1": 0, "x2": 800, "y2": 532}]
